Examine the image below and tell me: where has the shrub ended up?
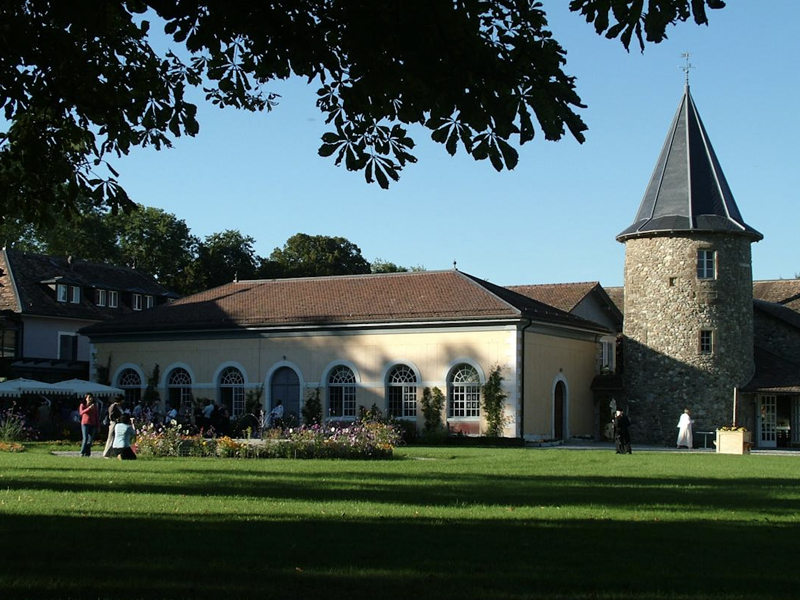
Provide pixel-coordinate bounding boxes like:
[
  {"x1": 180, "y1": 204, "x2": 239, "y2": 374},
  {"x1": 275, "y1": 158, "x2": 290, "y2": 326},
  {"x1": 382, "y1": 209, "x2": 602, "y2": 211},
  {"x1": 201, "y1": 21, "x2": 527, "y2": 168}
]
[
  {"x1": 481, "y1": 364, "x2": 508, "y2": 437},
  {"x1": 0, "y1": 408, "x2": 35, "y2": 442},
  {"x1": 421, "y1": 386, "x2": 445, "y2": 436},
  {"x1": 301, "y1": 388, "x2": 322, "y2": 425}
]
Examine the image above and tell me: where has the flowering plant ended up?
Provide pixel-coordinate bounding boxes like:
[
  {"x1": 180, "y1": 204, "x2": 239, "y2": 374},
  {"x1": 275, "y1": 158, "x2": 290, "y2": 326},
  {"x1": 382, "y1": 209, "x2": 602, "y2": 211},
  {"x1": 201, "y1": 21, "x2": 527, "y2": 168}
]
[
  {"x1": 0, "y1": 440, "x2": 25, "y2": 452},
  {"x1": 717, "y1": 426, "x2": 748, "y2": 432}
]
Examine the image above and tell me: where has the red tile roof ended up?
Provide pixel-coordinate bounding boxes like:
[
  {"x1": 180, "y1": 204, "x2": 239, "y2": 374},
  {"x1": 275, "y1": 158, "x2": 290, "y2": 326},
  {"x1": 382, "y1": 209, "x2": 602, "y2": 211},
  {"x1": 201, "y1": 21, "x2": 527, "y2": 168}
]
[
  {"x1": 752, "y1": 279, "x2": 800, "y2": 313},
  {"x1": 507, "y1": 282, "x2": 601, "y2": 313},
  {"x1": 84, "y1": 270, "x2": 609, "y2": 335}
]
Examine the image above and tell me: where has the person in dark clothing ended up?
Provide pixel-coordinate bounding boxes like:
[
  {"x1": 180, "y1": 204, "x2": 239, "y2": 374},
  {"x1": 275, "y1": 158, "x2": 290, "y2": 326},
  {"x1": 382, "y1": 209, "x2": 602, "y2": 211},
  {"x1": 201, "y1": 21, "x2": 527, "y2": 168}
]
[{"x1": 614, "y1": 409, "x2": 632, "y2": 454}]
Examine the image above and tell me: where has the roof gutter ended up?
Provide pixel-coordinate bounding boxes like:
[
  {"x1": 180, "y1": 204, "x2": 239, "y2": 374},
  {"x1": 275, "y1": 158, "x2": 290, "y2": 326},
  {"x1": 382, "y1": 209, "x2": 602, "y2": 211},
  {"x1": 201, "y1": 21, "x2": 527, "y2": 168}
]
[{"x1": 518, "y1": 319, "x2": 533, "y2": 439}]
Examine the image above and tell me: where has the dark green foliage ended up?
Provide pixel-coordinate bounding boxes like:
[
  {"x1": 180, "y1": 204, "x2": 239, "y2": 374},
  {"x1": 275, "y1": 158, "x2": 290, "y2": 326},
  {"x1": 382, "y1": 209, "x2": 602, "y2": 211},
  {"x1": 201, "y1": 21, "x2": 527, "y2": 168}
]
[
  {"x1": 421, "y1": 386, "x2": 446, "y2": 440},
  {"x1": 1, "y1": 2, "x2": 724, "y2": 223},
  {"x1": 183, "y1": 229, "x2": 260, "y2": 292},
  {"x1": 481, "y1": 364, "x2": 508, "y2": 437},
  {"x1": 142, "y1": 364, "x2": 161, "y2": 407},
  {"x1": 269, "y1": 233, "x2": 371, "y2": 278},
  {"x1": 570, "y1": 0, "x2": 725, "y2": 50},
  {"x1": 301, "y1": 388, "x2": 323, "y2": 426}
]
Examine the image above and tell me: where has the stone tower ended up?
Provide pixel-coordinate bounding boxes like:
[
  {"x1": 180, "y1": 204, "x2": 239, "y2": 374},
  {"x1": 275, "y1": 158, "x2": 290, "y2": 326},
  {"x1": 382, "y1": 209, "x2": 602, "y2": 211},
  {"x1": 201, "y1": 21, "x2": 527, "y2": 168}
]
[{"x1": 616, "y1": 85, "x2": 763, "y2": 444}]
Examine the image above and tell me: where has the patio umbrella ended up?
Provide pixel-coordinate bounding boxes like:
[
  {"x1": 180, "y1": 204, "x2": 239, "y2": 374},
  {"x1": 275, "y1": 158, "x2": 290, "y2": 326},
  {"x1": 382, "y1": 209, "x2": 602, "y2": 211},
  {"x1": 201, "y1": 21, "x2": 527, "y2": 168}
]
[
  {"x1": 50, "y1": 379, "x2": 125, "y2": 397},
  {"x1": 0, "y1": 378, "x2": 71, "y2": 398}
]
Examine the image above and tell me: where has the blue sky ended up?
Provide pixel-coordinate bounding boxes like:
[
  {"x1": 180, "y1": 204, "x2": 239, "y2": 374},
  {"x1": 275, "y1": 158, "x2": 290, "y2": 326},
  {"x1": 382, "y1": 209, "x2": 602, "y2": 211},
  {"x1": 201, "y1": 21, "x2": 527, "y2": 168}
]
[{"x1": 114, "y1": 1, "x2": 800, "y2": 287}]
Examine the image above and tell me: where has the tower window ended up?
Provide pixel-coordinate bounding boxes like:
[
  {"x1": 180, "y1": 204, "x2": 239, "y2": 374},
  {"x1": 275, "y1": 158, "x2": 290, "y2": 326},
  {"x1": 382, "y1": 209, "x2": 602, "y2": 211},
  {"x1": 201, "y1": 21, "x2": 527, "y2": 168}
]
[
  {"x1": 697, "y1": 249, "x2": 716, "y2": 280},
  {"x1": 699, "y1": 330, "x2": 714, "y2": 354}
]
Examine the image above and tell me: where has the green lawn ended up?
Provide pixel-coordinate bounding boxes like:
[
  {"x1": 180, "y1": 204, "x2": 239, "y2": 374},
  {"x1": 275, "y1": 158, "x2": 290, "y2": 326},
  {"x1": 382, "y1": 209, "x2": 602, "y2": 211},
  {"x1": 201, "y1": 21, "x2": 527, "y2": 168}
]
[{"x1": 1, "y1": 445, "x2": 798, "y2": 600}]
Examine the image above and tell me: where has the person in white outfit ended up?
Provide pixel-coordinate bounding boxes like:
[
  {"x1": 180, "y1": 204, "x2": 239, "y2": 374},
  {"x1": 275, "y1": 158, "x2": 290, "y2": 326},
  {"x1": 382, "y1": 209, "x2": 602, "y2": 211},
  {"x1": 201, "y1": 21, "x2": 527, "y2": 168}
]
[{"x1": 677, "y1": 408, "x2": 694, "y2": 449}]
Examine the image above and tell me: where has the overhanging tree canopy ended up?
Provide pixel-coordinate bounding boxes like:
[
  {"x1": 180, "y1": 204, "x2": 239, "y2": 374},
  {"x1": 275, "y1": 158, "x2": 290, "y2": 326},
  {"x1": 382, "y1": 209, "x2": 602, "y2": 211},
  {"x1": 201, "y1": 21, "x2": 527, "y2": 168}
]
[{"x1": 0, "y1": 0, "x2": 725, "y2": 226}]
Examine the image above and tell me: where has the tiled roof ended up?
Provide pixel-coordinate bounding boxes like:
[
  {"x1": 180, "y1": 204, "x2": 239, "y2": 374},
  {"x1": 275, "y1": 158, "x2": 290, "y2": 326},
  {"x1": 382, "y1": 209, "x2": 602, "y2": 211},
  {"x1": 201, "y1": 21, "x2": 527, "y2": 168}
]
[
  {"x1": 0, "y1": 249, "x2": 172, "y2": 321},
  {"x1": 506, "y1": 282, "x2": 600, "y2": 313},
  {"x1": 752, "y1": 279, "x2": 800, "y2": 313},
  {"x1": 83, "y1": 270, "x2": 609, "y2": 335},
  {"x1": 604, "y1": 286, "x2": 624, "y2": 315}
]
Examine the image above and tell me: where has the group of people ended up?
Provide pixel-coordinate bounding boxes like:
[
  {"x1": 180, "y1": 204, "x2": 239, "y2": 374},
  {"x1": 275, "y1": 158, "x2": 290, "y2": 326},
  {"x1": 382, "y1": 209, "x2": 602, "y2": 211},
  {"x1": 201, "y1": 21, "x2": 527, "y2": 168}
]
[
  {"x1": 78, "y1": 394, "x2": 137, "y2": 459},
  {"x1": 612, "y1": 407, "x2": 695, "y2": 454}
]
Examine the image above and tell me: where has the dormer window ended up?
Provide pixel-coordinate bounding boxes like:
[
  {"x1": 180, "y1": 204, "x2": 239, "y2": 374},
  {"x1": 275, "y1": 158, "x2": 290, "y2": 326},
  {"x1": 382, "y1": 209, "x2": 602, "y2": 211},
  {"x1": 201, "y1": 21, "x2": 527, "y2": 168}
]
[
  {"x1": 56, "y1": 284, "x2": 68, "y2": 303},
  {"x1": 95, "y1": 289, "x2": 107, "y2": 307},
  {"x1": 133, "y1": 293, "x2": 143, "y2": 311},
  {"x1": 145, "y1": 295, "x2": 155, "y2": 309},
  {"x1": 109, "y1": 290, "x2": 119, "y2": 308},
  {"x1": 70, "y1": 286, "x2": 81, "y2": 304}
]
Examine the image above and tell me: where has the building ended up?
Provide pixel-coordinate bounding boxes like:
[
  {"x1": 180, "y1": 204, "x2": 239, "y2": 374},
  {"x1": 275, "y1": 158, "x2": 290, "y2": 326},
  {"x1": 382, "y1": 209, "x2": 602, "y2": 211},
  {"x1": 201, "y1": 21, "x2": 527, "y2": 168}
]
[
  {"x1": 82, "y1": 270, "x2": 616, "y2": 440},
  {"x1": 0, "y1": 249, "x2": 175, "y2": 382},
  {"x1": 79, "y1": 85, "x2": 800, "y2": 446},
  {"x1": 613, "y1": 84, "x2": 800, "y2": 446}
]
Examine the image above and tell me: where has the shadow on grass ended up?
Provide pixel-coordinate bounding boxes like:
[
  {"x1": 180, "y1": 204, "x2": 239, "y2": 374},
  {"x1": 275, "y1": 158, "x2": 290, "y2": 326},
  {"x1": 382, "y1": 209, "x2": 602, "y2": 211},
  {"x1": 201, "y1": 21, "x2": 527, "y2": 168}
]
[
  {"x1": 3, "y1": 463, "x2": 800, "y2": 519},
  {"x1": 2, "y1": 456, "x2": 800, "y2": 599},
  {"x1": 1, "y1": 513, "x2": 798, "y2": 600}
]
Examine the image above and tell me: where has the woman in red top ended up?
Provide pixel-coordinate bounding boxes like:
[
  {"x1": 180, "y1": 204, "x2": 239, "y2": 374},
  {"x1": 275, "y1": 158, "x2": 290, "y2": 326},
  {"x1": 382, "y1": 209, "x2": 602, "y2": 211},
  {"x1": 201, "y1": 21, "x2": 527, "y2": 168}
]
[{"x1": 79, "y1": 394, "x2": 100, "y2": 457}]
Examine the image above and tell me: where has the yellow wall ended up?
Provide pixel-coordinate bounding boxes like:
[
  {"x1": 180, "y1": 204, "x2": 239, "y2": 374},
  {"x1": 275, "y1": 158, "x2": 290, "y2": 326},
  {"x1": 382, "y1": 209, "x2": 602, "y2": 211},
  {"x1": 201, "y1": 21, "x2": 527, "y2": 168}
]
[
  {"x1": 94, "y1": 323, "x2": 601, "y2": 438},
  {"x1": 94, "y1": 326, "x2": 520, "y2": 434},
  {"x1": 522, "y1": 331, "x2": 599, "y2": 440}
]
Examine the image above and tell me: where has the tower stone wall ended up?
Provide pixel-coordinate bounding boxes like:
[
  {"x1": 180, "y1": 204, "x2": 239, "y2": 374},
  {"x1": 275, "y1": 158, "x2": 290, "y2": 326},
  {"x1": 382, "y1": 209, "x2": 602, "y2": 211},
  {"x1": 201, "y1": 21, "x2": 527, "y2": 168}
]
[{"x1": 622, "y1": 233, "x2": 755, "y2": 443}]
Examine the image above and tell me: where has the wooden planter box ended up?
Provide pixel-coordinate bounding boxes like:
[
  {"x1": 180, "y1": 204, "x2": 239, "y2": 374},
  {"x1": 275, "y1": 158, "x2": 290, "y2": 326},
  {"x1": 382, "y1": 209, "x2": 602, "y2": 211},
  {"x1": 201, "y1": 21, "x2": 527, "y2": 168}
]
[{"x1": 715, "y1": 430, "x2": 752, "y2": 454}]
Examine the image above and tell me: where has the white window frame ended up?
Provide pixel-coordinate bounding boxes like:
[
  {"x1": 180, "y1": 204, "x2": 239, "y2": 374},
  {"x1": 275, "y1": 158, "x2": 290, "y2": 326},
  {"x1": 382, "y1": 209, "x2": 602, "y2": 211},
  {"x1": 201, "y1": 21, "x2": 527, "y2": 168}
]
[
  {"x1": 448, "y1": 363, "x2": 481, "y2": 418},
  {"x1": 56, "y1": 284, "x2": 68, "y2": 303},
  {"x1": 219, "y1": 366, "x2": 245, "y2": 418},
  {"x1": 699, "y1": 329, "x2": 714, "y2": 354},
  {"x1": 386, "y1": 365, "x2": 417, "y2": 418},
  {"x1": 697, "y1": 249, "x2": 716, "y2": 280},
  {"x1": 109, "y1": 290, "x2": 119, "y2": 308},
  {"x1": 145, "y1": 295, "x2": 155, "y2": 309},
  {"x1": 70, "y1": 286, "x2": 81, "y2": 304},
  {"x1": 601, "y1": 340, "x2": 615, "y2": 372},
  {"x1": 95, "y1": 289, "x2": 107, "y2": 307},
  {"x1": 118, "y1": 367, "x2": 143, "y2": 405},
  {"x1": 133, "y1": 293, "x2": 143, "y2": 311},
  {"x1": 328, "y1": 365, "x2": 357, "y2": 418}
]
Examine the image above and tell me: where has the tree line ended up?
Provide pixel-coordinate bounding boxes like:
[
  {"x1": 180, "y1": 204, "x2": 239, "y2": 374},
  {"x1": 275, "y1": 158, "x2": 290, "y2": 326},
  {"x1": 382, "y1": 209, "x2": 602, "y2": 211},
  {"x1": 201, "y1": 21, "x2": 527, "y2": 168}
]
[{"x1": 0, "y1": 202, "x2": 422, "y2": 296}]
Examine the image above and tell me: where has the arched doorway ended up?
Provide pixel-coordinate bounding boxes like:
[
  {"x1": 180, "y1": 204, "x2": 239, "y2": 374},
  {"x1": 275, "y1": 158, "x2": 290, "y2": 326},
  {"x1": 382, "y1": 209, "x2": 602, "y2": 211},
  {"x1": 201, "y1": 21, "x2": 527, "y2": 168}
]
[
  {"x1": 271, "y1": 367, "x2": 300, "y2": 427},
  {"x1": 554, "y1": 380, "x2": 566, "y2": 440}
]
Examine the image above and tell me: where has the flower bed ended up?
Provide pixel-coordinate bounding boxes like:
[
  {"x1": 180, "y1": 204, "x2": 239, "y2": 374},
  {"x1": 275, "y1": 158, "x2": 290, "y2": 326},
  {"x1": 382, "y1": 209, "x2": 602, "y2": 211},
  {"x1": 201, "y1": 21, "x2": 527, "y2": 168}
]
[{"x1": 135, "y1": 421, "x2": 401, "y2": 459}]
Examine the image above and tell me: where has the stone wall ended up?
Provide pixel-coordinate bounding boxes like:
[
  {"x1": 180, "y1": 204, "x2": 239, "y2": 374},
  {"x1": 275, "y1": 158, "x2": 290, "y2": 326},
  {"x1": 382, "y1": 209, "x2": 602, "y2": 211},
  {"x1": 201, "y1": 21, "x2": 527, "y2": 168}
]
[{"x1": 622, "y1": 233, "x2": 756, "y2": 444}]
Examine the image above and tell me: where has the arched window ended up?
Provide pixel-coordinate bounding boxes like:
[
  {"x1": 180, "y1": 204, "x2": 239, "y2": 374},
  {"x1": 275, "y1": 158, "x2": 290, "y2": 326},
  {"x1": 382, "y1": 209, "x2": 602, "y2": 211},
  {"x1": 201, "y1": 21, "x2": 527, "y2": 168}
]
[
  {"x1": 386, "y1": 365, "x2": 417, "y2": 418},
  {"x1": 219, "y1": 367, "x2": 245, "y2": 418},
  {"x1": 328, "y1": 365, "x2": 356, "y2": 418},
  {"x1": 118, "y1": 368, "x2": 142, "y2": 406},
  {"x1": 448, "y1": 363, "x2": 480, "y2": 418},
  {"x1": 167, "y1": 367, "x2": 193, "y2": 410}
]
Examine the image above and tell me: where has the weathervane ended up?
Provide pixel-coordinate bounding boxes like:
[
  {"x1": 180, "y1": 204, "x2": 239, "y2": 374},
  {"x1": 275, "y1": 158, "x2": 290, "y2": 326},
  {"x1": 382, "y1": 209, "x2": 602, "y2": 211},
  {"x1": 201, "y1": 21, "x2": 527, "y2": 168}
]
[{"x1": 680, "y1": 52, "x2": 695, "y2": 86}]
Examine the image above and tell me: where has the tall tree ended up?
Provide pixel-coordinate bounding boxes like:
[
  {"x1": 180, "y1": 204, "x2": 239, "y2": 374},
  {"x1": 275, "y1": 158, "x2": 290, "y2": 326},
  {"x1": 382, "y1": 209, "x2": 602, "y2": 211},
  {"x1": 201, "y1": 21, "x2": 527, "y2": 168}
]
[
  {"x1": 185, "y1": 230, "x2": 260, "y2": 292},
  {"x1": 0, "y1": 1, "x2": 726, "y2": 225},
  {"x1": 269, "y1": 234, "x2": 370, "y2": 278},
  {"x1": 1, "y1": 197, "x2": 120, "y2": 263},
  {"x1": 370, "y1": 259, "x2": 426, "y2": 274},
  {"x1": 108, "y1": 206, "x2": 197, "y2": 293}
]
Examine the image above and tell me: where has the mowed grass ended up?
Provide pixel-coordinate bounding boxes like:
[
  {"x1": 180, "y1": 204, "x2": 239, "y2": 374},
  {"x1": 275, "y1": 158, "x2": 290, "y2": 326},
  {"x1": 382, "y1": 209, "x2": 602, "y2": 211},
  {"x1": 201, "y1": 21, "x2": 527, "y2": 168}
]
[{"x1": 1, "y1": 445, "x2": 799, "y2": 600}]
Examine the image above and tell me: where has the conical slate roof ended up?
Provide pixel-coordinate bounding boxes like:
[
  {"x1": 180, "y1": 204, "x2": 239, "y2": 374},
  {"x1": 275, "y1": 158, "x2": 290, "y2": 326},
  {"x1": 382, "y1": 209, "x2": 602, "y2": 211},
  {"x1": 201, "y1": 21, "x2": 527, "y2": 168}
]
[{"x1": 617, "y1": 86, "x2": 762, "y2": 242}]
